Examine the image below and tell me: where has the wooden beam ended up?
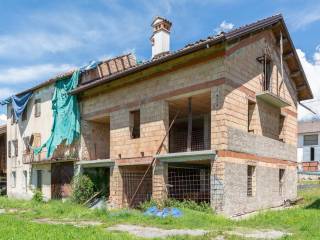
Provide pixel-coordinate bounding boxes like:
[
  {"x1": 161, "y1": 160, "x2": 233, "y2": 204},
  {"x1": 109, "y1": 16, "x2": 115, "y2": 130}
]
[
  {"x1": 283, "y1": 52, "x2": 294, "y2": 60},
  {"x1": 277, "y1": 37, "x2": 288, "y2": 46},
  {"x1": 187, "y1": 97, "x2": 192, "y2": 152},
  {"x1": 290, "y1": 71, "x2": 301, "y2": 78}
]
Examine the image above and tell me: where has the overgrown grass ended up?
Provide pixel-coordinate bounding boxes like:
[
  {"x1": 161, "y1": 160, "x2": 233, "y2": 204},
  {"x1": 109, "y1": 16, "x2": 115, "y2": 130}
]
[{"x1": 0, "y1": 188, "x2": 319, "y2": 239}]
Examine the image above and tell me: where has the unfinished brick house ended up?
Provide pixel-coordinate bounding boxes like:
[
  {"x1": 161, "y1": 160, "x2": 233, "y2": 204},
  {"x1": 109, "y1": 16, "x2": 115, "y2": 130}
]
[
  {"x1": 72, "y1": 15, "x2": 312, "y2": 216},
  {"x1": 4, "y1": 14, "x2": 313, "y2": 216}
]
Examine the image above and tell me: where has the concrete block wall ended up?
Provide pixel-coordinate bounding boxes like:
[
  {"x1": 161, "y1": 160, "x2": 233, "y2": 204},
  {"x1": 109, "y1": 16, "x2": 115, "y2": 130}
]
[
  {"x1": 221, "y1": 157, "x2": 296, "y2": 216},
  {"x1": 110, "y1": 100, "x2": 169, "y2": 160},
  {"x1": 80, "y1": 120, "x2": 110, "y2": 160}
]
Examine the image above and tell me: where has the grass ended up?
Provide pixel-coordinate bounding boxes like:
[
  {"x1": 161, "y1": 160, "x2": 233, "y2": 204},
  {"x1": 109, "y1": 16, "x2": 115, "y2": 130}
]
[{"x1": 0, "y1": 188, "x2": 319, "y2": 239}]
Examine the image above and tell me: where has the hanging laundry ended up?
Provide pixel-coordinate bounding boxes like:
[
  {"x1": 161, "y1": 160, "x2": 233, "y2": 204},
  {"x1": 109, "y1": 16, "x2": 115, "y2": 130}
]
[{"x1": 0, "y1": 92, "x2": 33, "y2": 121}]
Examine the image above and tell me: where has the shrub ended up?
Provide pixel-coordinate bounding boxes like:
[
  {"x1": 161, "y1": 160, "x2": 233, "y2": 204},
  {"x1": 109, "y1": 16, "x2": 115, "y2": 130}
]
[
  {"x1": 32, "y1": 189, "x2": 44, "y2": 203},
  {"x1": 71, "y1": 174, "x2": 94, "y2": 204}
]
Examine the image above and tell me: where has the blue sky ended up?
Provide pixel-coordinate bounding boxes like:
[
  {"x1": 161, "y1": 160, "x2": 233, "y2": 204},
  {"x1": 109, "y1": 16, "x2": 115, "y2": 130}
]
[{"x1": 0, "y1": 0, "x2": 320, "y2": 123}]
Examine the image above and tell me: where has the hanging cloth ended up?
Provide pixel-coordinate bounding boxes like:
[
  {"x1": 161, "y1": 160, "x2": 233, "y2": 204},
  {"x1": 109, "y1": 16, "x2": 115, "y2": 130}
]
[
  {"x1": 0, "y1": 92, "x2": 33, "y2": 121},
  {"x1": 34, "y1": 70, "x2": 80, "y2": 158}
]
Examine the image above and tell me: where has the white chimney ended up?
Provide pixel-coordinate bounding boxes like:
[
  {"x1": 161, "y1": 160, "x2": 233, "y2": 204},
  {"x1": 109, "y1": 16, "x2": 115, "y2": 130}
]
[{"x1": 150, "y1": 16, "x2": 172, "y2": 59}]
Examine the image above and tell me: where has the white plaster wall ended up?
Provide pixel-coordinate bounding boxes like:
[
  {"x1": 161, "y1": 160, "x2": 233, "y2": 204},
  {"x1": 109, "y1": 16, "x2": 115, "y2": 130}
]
[
  {"x1": 297, "y1": 133, "x2": 320, "y2": 163},
  {"x1": 6, "y1": 85, "x2": 54, "y2": 200}
]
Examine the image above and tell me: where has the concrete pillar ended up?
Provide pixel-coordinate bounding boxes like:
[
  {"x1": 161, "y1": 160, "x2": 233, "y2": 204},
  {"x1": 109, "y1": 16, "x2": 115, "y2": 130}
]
[
  {"x1": 152, "y1": 161, "x2": 168, "y2": 202},
  {"x1": 108, "y1": 165, "x2": 123, "y2": 209}
]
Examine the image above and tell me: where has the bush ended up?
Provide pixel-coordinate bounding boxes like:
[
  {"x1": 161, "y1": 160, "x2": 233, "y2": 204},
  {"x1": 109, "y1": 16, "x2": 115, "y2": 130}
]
[
  {"x1": 71, "y1": 174, "x2": 94, "y2": 204},
  {"x1": 32, "y1": 189, "x2": 44, "y2": 203}
]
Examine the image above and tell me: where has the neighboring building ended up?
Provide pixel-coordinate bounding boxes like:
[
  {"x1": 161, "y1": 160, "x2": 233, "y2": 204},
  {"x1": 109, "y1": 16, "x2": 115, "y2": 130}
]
[
  {"x1": 5, "y1": 14, "x2": 313, "y2": 216},
  {"x1": 297, "y1": 120, "x2": 320, "y2": 172},
  {"x1": 0, "y1": 125, "x2": 6, "y2": 194}
]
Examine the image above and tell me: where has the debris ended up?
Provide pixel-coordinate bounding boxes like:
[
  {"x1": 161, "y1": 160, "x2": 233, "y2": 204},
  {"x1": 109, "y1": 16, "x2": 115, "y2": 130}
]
[
  {"x1": 144, "y1": 206, "x2": 183, "y2": 218},
  {"x1": 107, "y1": 224, "x2": 208, "y2": 238}
]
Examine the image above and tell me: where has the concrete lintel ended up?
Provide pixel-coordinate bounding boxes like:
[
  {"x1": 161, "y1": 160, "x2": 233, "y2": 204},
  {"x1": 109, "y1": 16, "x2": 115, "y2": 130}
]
[
  {"x1": 156, "y1": 150, "x2": 216, "y2": 163},
  {"x1": 76, "y1": 159, "x2": 114, "y2": 168}
]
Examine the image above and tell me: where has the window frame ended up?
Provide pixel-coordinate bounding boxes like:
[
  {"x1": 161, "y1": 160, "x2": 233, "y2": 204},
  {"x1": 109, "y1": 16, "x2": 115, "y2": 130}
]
[
  {"x1": 247, "y1": 165, "x2": 256, "y2": 197},
  {"x1": 130, "y1": 110, "x2": 141, "y2": 139},
  {"x1": 11, "y1": 171, "x2": 16, "y2": 188},
  {"x1": 303, "y1": 134, "x2": 318, "y2": 146},
  {"x1": 34, "y1": 99, "x2": 41, "y2": 118}
]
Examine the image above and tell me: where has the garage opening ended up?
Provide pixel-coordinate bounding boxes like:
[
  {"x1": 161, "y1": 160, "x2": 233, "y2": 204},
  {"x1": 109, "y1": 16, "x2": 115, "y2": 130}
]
[
  {"x1": 83, "y1": 167, "x2": 110, "y2": 198},
  {"x1": 168, "y1": 163, "x2": 210, "y2": 203},
  {"x1": 120, "y1": 165, "x2": 152, "y2": 207}
]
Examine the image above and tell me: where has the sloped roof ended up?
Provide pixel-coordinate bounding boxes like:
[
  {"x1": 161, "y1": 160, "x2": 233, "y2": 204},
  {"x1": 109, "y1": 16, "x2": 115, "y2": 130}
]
[
  {"x1": 13, "y1": 53, "x2": 137, "y2": 97},
  {"x1": 72, "y1": 14, "x2": 313, "y2": 101},
  {"x1": 298, "y1": 120, "x2": 320, "y2": 134}
]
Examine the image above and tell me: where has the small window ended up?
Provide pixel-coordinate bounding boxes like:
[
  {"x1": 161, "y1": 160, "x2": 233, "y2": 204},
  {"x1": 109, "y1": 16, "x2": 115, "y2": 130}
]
[
  {"x1": 248, "y1": 100, "x2": 255, "y2": 133},
  {"x1": 22, "y1": 106, "x2": 28, "y2": 121},
  {"x1": 34, "y1": 99, "x2": 41, "y2": 118},
  {"x1": 279, "y1": 115, "x2": 285, "y2": 142},
  {"x1": 23, "y1": 136, "x2": 31, "y2": 154},
  {"x1": 304, "y1": 134, "x2": 318, "y2": 146},
  {"x1": 279, "y1": 169, "x2": 285, "y2": 195},
  {"x1": 36, "y1": 170, "x2": 42, "y2": 190},
  {"x1": 8, "y1": 141, "x2": 11, "y2": 158},
  {"x1": 12, "y1": 140, "x2": 18, "y2": 157},
  {"x1": 11, "y1": 108, "x2": 16, "y2": 125},
  {"x1": 11, "y1": 171, "x2": 16, "y2": 188},
  {"x1": 311, "y1": 147, "x2": 315, "y2": 161},
  {"x1": 130, "y1": 110, "x2": 140, "y2": 139},
  {"x1": 264, "y1": 60, "x2": 272, "y2": 91},
  {"x1": 247, "y1": 165, "x2": 256, "y2": 197}
]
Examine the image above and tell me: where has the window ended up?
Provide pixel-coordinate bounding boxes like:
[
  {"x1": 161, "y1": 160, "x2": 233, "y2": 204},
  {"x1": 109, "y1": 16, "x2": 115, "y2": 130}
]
[
  {"x1": 34, "y1": 99, "x2": 41, "y2": 118},
  {"x1": 10, "y1": 108, "x2": 16, "y2": 125},
  {"x1": 304, "y1": 134, "x2": 318, "y2": 146},
  {"x1": 36, "y1": 170, "x2": 42, "y2": 191},
  {"x1": 11, "y1": 171, "x2": 16, "y2": 188},
  {"x1": 8, "y1": 141, "x2": 11, "y2": 158},
  {"x1": 279, "y1": 115, "x2": 285, "y2": 142},
  {"x1": 12, "y1": 140, "x2": 18, "y2": 157},
  {"x1": 130, "y1": 110, "x2": 140, "y2": 139},
  {"x1": 248, "y1": 101, "x2": 255, "y2": 133},
  {"x1": 257, "y1": 54, "x2": 272, "y2": 91},
  {"x1": 247, "y1": 165, "x2": 256, "y2": 197},
  {"x1": 311, "y1": 147, "x2": 315, "y2": 161},
  {"x1": 279, "y1": 169, "x2": 285, "y2": 195},
  {"x1": 22, "y1": 106, "x2": 28, "y2": 121},
  {"x1": 23, "y1": 170, "x2": 28, "y2": 192},
  {"x1": 23, "y1": 136, "x2": 31, "y2": 154}
]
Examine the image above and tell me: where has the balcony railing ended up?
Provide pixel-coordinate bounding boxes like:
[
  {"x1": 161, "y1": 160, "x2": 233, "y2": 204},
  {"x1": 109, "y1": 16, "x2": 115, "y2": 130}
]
[{"x1": 22, "y1": 144, "x2": 79, "y2": 164}]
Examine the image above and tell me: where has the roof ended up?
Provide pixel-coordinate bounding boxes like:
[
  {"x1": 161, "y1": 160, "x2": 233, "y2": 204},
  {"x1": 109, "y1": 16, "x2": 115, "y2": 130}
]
[
  {"x1": 6, "y1": 14, "x2": 313, "y2": 101},
  {"x1": 11, "y1": 53, "x2": 137, "y2": 97},
  {"x1": 71, "y1": 14, "x2": 313, "y2": 101},
  {"x1": 298, "y1": 120, "x2": 320, "y2": 134},
  {"x1": 0, "y1": 125, "x2": 6, "y2": 135}
]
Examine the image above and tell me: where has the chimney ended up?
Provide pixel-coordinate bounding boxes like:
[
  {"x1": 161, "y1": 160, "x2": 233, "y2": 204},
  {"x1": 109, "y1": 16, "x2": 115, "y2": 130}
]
[{"x1": 150, "y1": 16, "x2": 172, "y2": 59}]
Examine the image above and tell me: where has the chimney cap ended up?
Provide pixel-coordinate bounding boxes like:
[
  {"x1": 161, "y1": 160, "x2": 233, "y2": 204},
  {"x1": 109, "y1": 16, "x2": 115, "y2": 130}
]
[{"x1": 151, "y1": 16, "x2": 172, "y2": 27}]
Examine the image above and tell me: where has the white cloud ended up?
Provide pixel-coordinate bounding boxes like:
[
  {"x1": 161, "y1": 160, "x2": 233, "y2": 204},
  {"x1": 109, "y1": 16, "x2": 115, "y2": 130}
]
[
  {"x1": 0, "y1": 114, "x2": 6, "y2": 125},
  {"x1": 214, "y1": 21, "x2": 234, "y2": 34},
  {"x1": 0, "y1": 88, "x2": 14, "y2": 99},
  {"x1": 288, "y1": 4, "x2": 320, "y2": 30},
  {"x1": 0, "y1": 64, "x2": 74, "y2": 84},
  {"x1": 297, "y1": 47, "x2": 320, "y2": 120}
]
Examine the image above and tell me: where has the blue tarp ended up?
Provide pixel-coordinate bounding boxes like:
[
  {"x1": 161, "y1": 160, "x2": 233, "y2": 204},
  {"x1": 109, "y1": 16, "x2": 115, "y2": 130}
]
[
  {"x1": 144, "y1": 206, "x2": 183, "y2": 218},
  {"x1": 0, "y1": 92, "x2": 33, "y2": 121}
]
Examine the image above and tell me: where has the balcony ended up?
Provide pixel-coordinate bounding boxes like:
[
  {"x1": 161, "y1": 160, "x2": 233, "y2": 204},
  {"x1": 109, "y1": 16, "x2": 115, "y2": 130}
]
[
  {"x1": 168, "y1": 91, "x2": 211, "y2": 154},
  {"x1": 22, "y1": 143, "x2": 79, "y2": 164},
  {"x1": 256, "y1": 91, "x2": 290, "y2": 108}
]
